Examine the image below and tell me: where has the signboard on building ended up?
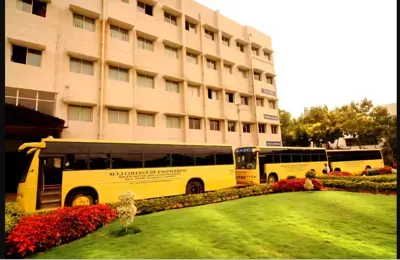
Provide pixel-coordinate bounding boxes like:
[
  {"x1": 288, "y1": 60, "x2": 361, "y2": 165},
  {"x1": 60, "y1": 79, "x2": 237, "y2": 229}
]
[{"x1": 266, "y1": 141, "x2": 282, "y2": 146}]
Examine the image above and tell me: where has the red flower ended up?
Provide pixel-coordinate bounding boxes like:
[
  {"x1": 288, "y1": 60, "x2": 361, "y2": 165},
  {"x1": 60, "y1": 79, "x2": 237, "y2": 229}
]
[{"x1": 272, "y1": 178, "x2": 323, "y2": 193}]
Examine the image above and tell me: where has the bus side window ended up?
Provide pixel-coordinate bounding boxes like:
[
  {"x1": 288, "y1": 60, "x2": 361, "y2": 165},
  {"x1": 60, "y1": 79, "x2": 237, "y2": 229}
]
[
  {"x1": 319, "y1": 153, "x2": 327, "y2": 161},
  {"x1": 292, "y1": 154, "x2": 302, "y2": 162},
  {"x1": 215, "y1": 153, "x2": 234, "y2": 165},
  {"x1": 89, "y1": 154, "x2": 111, "y2": 170},
  {"x1": 265, "y1": 155, "x2": 274, "y2": 163},
  {"x1": 194, "y1": 153, "x2": 215, "y2": 166},
  {"x1": 65, "y1": 154, "x2": 88, "y2": 170},
  {"x1": 281, "y1": 154, "x2": 291, "y2": 163},
  {"x1": 144, "y1": 153, "x2": 171, "y2": 168},
  {"x1": 311, "y1": 154, "x2": 319, "y2": 162},
  {"x1": 302, "y1": 154, "x2": 311, "y2": 162},
  {"x1": 112, "y1": 153, "x2": 143, "y2": 169},
  {"x1": 273, "y1": 155, "x2": 281, "y2": 163},
  {"x1": 171, "y1": 154, "x2": 195, "y2": 167}
]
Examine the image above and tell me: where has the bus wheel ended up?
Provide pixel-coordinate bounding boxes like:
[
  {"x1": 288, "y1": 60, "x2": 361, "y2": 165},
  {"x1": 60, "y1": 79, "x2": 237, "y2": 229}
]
[
  {"x1": 186, "y1": 180, "x2": 204, "y2": 195},
  {"x1": 267, "y1": 174, "x2": 277, "y2": 184},
  {"x1": 68, "y1": 192, "x2": 95, "y2": 207}
]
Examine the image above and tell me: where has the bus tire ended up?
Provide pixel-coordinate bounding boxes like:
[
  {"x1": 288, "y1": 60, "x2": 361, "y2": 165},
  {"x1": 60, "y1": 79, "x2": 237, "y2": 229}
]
[
  {"x1": 268, "y1": 173, "x2": 278, "y2": 184},
  {"x1": 65, "y1": 189, "x2": 97, "y2": 207},
  {"x1": 186, "y1": 179, "x2": 204, "y2": 195}
]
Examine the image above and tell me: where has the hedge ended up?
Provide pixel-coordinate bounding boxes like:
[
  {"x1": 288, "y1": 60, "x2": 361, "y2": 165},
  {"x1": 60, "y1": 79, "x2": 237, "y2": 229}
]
[
  {"x1": 6, "y1": 205, "x2": 117, "y2": 257},
  {"x1": 317, "y1": 175, "x2": 397, "y2": 183},
  {"x1": 321, "y1": 179, "x2": 397, "y2": 193},
  {"x1": 273, "y1": 178, "x2": 323, "y2": 193},
  {"x1": 107, "y1": 184, "x2": 274, "y2": 214},
  {"x1": 326, "y1": 171, "x2": 354, "y2": 177}
]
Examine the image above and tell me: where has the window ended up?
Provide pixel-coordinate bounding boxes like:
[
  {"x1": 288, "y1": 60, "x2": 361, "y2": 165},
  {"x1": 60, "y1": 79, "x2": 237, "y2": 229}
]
[
  {"x1": 136, "y1": 74, "x2": 154, "y2": 88},
  {"x1": 122, "y1": 0, "x2": 129, "y2": 3},
  {"x1": 239, "y1": 69, "x2": 247, "y2": 78},
  {"x1": 171, "y1": 154, "x2": 195, "y2": 167},
  {"x1": 108, "y1": 109, "x2": 129, "y2": 124},
  {"x1": 254, "y1": 72, "x2": 261, "y2": 81},
  {"x1": 251, "y1": 46, "x2": 259, "y2": 56},
  {"x1": 112, "y1": 153, "x2": 143, "y2": 169},
  {"x1": 264, "y1": 51, "x2": 271, "y2": 61},
  {"x1": 240, "y1": 96, "x2": 249, "y2": 105},
  {"x1": 144, "y1": 153, "x2": 170, "y2": 168},
  {"x1": 137, "y1": 113, "x2": 155, "y2": 127},
  {"x1": 165, "y1": 80, "x2": 179, "y2": 93},
  {"x1": 137, "y1": 1, "x2": 153, "y2": 16},
  {"x1": 222, "y1": 36, "x2": 230, "y2": 46},
  {"x1": 223, "y1": 64, "x2": 232, "y2": 74},
  {"x1": 189, "y1": 118, "x2": 201, "y2": 130},
  {"x1": 185, "y1": 20, "x2": 196, "y2": 33},
  {"x1": 5, "y1": 87, "x2": 55, "y2": 115},
  {"x1": 204, "y1": 29, "x2": 214, "y2": 41},
  {"x1": 164, "y1": 12, "x2": 177, "y2": 25},
  {"x1": 206, "y1": 59, "x2": 216, "y2": 70},
  {"x1": 65, "y1": 154, "x2": 88, "y2": 170},
  {"x1": 11, "y1": 45, "x2": 41, "y2": 67},
  {"x1": 210, "y1": 120, "x2": 220, "y2": 131},
  {"x1": 16, "y1": 0, "x2": 47, "y2": 17},
  {"x1": 215, "y1": 153, "x2": 234, "y2": 165},
  {"x1": 188, "y1": 84, "x2": 200, "y2": 97},
  {"x1": 271, "y1": 125, "x2": 278, "y2": 134},
  {"x1": 225, "y1": 93, "x2": 234, "y2": 103},
  {"x1": 228, "y1": 121, "x2": 236, "y2": 132},
  {"x1": 266, "y1": 75, "x2": 274, "y2": 84},
  {"x1": 68, "y1": 105, "x2": 92, "y2": 122},
  {"x1": 166, "y1": 116, "x2": 180, "y2": 128},
  {"x1": 268, "y1": 101, "x2": 276, "y2": 109},
  {"x1": 207, "y1": 88, "x2": 219, "y2": 100},
  {"x1": 243, "y1": 123, "x2": 251, "y2": 133},
  {"x1": 110, "y1": 25, "x2": 129, "y2": 42},
  {"x1": 236, "y1": 42, "x2": 244, "y2": 52},
  {"x1": 109, "y1": 66, "x2": 129, "y2": 82},
  {"x1": 186, "y1": 52, "x2": 197, "y2": 64},
  {"x1": 70, "y1": 58, "x2": 94, "y2": 75},
  {"x1": 164, "y1": 45, "x2": 179, "y2": 59},
  {"x1": 90, "y1": 154, "x2": 111, "y2": 170},
  {"x1": 256, "y1": 98, "x2": 264, "y2": 107},
  {"x1": 258, "y1": 124, "x2": 266, "y2": 133},
  {"x1": 195, "y1": 153, "x2": 215, "y2": 166},
  {"x1": 137, "y1": 37, "x2": 154, "y2": 51},
  {"x1": 73, "y1": 13, "x2": 95, "y2": 32}
]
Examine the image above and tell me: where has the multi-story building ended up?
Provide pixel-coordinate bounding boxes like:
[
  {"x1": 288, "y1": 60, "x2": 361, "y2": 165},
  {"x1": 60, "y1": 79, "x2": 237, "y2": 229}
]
[{"x1": 5, "y1": 0, "x2": 282, "y2": 149}]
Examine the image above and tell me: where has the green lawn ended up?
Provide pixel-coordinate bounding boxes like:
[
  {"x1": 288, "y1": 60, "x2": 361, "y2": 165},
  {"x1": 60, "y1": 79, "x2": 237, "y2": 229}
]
[{"x1": 33, "y1": 192, "x2": 397, "y2": 259}]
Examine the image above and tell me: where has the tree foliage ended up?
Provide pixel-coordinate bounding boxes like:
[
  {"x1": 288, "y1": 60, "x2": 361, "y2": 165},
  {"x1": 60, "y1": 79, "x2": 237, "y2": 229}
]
[{"x1": 279, "y1": 99, "x2": 397, "y2": 162}]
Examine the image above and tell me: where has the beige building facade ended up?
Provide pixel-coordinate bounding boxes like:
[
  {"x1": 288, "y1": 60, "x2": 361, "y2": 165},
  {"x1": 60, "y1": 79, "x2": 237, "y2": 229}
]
[{"x1": 5, "y1": 0, "x2": 282, "y2": 149}]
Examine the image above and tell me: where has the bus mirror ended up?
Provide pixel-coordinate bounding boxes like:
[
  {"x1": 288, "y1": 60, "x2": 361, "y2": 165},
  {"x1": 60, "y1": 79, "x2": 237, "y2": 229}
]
[
  {"x1": 254, "y1": 148, "x2": 260, "y2": 152},
  {"x1": 18, "y1": 142, "x2": 46, "y2": 152},
  {"x1": 26, "y1": 148, "x2": 37, "y2": 155}
]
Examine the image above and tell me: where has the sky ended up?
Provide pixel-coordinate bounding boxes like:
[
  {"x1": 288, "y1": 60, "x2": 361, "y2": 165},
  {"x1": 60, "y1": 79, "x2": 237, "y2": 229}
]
[{"x1": 196, "y1": 0, "x2": 397, "y2": 118}]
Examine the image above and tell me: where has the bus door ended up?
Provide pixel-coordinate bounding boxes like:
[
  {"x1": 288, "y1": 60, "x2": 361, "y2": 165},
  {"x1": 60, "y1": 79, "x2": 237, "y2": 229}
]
[
  {"x1": 258, "y1": 153, "x2": 267, "y2": 184},
  {"x1": 37, "y1": 156, "x2": 63, "y2": 210}
]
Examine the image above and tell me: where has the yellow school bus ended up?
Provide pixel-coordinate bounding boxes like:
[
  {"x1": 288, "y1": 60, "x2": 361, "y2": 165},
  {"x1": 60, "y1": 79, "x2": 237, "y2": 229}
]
[
  {"x1": 17, "y1": 137, "x2": 236, "y2": 212},
  {"x1": 326, "y1": 149, "x2": 384, "y2": 174},
  {"x1": 235, "y1": 146, "x2": 328, "y2": 185}
]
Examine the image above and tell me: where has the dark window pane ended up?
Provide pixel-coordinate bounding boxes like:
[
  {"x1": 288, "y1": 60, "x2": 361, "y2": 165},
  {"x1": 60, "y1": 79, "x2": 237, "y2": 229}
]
[
  {"x1": 5, "y1": 87, "x2": 17, "y2": 97},
  {"x1": 144, "y1": 153, "x2": 170, "y2": 168},
  {"x1": 12, "y1": 45, "x2": 27, "y2": 64},
  {"x1": 311, "y1": 154, "x2": 319, "y2": 162},
  {"x1": 32, "y1": 0, "x2": 47, "y2": 17},
  {"x1": 302, "y1": 154, "x2": 311, "y2": 162},
  {"x1": 112, "y1": 153, "x2": 143, "y2": 169},
  {"x1": 37, "y1": 101, "x2": 54, "y2": 115},
  {"x1": 292, "y1": 154, "x2": 302, "y2": 162},
  {"x1": 319, "y1": 153, "x2": 327, "y2": 161},
  {"x1": 215, "y1": 153, "x2": 233, "y2": 165},
  {"x1": 264, "y1": 155, "x2": 274, "y2": 163},
  {"x1": 273, "y1": 155, "x2": 281, "y2": 163},
  {"x1": 18, "y1": 99, "x2": 36, "y2": 110},
  {"x1": 195, "y1": 153, "x2": 215, "y2": 166},
  {"x1": 90, "y1": 154, "x2": 111, "y2": 170},
  {"x1": 171, "y1": 154, "x2": 195, "y2": 167},
  {"x1": 19, "y1": 89, "x2": 37, "y2": 99},
  {"x1": 65, "y1": 154, "x2": 88, "y2": 170},
  {"x1": 281, "y1": 154, "x2": 291, "y2": 163},
  {"x1": 38, "y1": 91, "x2": 55, "y2": 101},
  {"x1": 5, "y1": 97, "x2": 16, "y2": 105}
]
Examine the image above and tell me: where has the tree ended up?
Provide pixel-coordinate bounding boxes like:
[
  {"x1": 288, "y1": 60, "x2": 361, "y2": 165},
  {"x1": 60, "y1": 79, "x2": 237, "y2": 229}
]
[{"x1": 279, "y1": 110, "x2": 311, "y2": 147}]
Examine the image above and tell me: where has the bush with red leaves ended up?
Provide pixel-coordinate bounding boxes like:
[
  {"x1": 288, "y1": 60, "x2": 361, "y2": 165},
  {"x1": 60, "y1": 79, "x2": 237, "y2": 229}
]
[
  {"x1": 6, "y1": 204, "x2": 117, "y2": 257},
  {"x1": 327, "y1": 171, "x2": 354, "y2": 177},
  {"x1": 379, "y1": 166, "x2": 393, "y2": 175},
  {"x1": 361, "y1": 167, "x2": 394, "y2": 176},
  {"x1": 273, "y1": 178, "x2": 323, "y2": 193}
]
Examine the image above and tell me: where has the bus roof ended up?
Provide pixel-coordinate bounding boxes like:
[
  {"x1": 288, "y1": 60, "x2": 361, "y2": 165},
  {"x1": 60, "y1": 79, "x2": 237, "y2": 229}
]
[
  {"x1": 40, "y1": 137, "x2": 233, "y2": 147},
  {"x1": 327, "y1": 149, "x2": 381, "y2": 152},
  {"x1": 236, "y1": 146, "x2": 326, "y2": 151}
]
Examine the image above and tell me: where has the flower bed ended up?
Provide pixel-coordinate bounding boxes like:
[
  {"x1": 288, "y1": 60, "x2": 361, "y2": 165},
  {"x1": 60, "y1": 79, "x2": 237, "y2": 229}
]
[
  {"x1": 327, "y1": 171, "x2": 354, "y2": 177},
  {"x1": 6, "y1": 205, "x2": 117, "y2": 257},
  {"x1": 361, "y1": 166, "x2": 394, "y2": 176},
  {"x1": 272, "y1": 178, "x2": 323, "y2": 193}
]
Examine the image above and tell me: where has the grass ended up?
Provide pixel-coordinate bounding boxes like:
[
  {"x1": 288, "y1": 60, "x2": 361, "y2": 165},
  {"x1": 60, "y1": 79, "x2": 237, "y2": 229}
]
[{"x1": 33, "y1": 192, "x2": 397, "y2": 259}]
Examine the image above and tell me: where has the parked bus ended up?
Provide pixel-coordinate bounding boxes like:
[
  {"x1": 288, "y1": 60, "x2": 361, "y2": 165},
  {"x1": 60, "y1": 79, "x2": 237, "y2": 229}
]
[
  {"x1": 17, "y1": 137, "x2": 236, "y2": 212},
  {"x1": 326, "y1": 149, "x2": 384, "y2": 174},
  {"x1": 235, "y1": 146, "x2": 328, "y2": 185}
]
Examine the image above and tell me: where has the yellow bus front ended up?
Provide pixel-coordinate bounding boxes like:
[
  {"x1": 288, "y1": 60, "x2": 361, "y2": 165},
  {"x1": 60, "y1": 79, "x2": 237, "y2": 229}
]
[{"x1": 235, "y1": 148, "x2": 260, "y2": 185}]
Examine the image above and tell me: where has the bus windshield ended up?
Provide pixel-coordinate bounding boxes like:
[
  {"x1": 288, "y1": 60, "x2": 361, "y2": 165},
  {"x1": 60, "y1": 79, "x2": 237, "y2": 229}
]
[
  {"x1": 235, "y1": 152, "x2": 257, "y2": 169},
  {"x1": 20, "y1": 153, "x2": 35, "y2": 183}
]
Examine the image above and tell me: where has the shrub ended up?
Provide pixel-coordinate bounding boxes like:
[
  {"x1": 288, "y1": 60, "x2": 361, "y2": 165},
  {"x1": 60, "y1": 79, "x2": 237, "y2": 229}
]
[
  {"x1": 287, "y1": 175, "x2": 296, "y2": 180},
  {"x1": 303, "y1": 178, "x2": 314, "y2": 191},
  {"x1": 379, "y1": 166, "x2": 393, "y2": 175},
  {"x1": 6, "y1": 204, "x2": 117, "y2": 257},
  {"x1": 321, "y1": 179, "x2": 397, "y2": 193},
  {"x1": 305, "y1": 171, "x2": 316, "y2": 178},
  {"x1": 117, "y1": 192, "x2": 137, "y2": 232},
  {"x1": 317, "y1": 175, "x2": 397, "y2": 183},
  {"x1": 108, "y1": 184, "x2": 273, "y2": 215},
  {"x1": 362, "y1": 169, "x2": 380, "y2": 176},
  {"x1": 5, "y1": 202, "x2": 24, "y2": 235},
  {"x1": 273, "y1": 178, "x2": 323, "y2": 193},
  {"x1": 327, "y1": 171, "x2": 354, "y2": 177}
]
